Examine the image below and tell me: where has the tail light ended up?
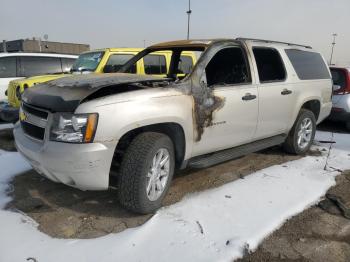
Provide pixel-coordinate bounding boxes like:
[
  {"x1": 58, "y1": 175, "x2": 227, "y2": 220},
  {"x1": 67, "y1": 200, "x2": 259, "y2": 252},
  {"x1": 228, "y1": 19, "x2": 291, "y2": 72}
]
[{"x1": 333, "y1": 68, "x2": 350, "y2": 95}]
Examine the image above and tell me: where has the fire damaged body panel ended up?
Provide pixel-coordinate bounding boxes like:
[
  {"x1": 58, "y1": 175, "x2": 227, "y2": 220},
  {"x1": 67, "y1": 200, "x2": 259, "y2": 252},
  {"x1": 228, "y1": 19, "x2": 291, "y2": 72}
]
[
  {"x1": 14, "y1": 39, "x2": 332, "y2": 213},
  {"x1": 22, "y1": 73, "x2": 172, "y2": 112}
]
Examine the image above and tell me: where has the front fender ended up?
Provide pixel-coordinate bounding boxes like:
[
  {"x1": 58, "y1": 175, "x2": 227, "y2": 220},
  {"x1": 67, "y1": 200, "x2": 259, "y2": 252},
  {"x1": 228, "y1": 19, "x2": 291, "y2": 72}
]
[{"x1": 76, "y1": 92, "x2": 195, "y2": 160}]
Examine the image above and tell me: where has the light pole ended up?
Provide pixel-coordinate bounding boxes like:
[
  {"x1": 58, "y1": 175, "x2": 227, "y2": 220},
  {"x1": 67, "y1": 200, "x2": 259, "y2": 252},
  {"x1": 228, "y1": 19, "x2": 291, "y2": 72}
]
[
  {"x1": 186, "y1": 0, "x2": 192, "y2": 40},
  {"x1": 329, "y1": 33, "x2": 337, "y2": 65}
]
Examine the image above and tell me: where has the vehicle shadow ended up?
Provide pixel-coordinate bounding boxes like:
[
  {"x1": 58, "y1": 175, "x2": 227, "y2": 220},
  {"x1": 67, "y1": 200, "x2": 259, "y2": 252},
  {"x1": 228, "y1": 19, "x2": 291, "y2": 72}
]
[
  {"x1": 317, "y1": 120, "x2": 349, "y2": 134},
  {"x1": 6, "y1": 144, "x2": 300, "y2": 239}
]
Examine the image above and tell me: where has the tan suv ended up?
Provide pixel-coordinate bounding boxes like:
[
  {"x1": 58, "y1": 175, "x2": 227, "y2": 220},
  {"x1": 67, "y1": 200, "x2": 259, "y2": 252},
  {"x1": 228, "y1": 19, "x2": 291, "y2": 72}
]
[{"x1": 14, "y1": 38, "x2": 332, "y2": 214}]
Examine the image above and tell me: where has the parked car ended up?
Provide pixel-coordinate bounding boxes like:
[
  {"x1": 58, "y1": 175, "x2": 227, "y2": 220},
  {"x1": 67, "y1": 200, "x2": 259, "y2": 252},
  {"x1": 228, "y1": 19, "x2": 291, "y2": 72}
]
[
  {"x1": 0, "y1": 52, "x2": 77, "y2": 101},
  {"x1": 14, "y1": 38, "x2": 332, "y2": 214},
  {"x1": 1, "y1": 48, "x2": 196, "y2": 122},
  {"x1": 328, "y1": 67, "x2": 350, "y2": 130}
]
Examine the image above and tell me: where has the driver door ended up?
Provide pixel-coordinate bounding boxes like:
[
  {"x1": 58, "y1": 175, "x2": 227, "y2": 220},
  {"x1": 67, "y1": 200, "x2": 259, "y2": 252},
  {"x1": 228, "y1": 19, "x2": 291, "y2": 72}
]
[{"x1": 191, "y1": 46, "x2": 259, "y2": 156}]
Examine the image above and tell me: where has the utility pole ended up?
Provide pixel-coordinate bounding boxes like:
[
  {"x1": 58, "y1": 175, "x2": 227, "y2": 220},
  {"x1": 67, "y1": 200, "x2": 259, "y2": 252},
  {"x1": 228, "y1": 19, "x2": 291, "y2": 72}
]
[
  {"x1": 329, "y1": 33, "x2": 337, "y2": 65},
  {"x1": 186, "y1": 0, "x2": 192, "y2": 40}
]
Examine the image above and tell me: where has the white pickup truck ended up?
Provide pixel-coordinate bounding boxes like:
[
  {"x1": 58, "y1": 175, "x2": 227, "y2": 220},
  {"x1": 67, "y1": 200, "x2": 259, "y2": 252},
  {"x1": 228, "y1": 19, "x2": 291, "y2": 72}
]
[{"x1": 14, "y1": 38, "x2": 332, "y2": 214}]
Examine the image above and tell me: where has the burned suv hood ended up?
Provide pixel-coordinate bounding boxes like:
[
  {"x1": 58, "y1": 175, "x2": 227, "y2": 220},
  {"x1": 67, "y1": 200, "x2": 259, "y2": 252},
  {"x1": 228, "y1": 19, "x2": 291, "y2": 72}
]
[{"x1": 22, "y1": 73, "x2": 169, "y2": 112}]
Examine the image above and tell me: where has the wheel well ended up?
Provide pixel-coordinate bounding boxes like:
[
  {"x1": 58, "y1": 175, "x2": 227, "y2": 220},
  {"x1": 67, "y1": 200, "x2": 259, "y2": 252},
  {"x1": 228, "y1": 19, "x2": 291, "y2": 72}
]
[
  {"x1": 111, "y1": 123, "x2": 186, "y2": 177},
  {"x1": 301, "y1": 100, "x2": 320, "y2": 121}
]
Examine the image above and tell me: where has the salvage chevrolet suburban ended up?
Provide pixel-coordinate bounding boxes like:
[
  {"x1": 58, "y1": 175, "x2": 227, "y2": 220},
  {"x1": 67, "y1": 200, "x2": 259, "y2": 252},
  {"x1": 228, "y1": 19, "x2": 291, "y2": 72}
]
[{"x1": 14, "y1": 39, "x2": 332, "y2": 214}]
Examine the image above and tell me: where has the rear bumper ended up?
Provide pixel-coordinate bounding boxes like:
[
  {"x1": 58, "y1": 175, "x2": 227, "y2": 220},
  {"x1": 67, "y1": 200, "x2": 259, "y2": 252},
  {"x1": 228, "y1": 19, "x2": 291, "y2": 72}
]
[
  {"x1": 0, "y1": 102, "x2": 19, "y2": 123},
  {"x1": 13, "y1": 123, "x2": 115, "y2": 190}
]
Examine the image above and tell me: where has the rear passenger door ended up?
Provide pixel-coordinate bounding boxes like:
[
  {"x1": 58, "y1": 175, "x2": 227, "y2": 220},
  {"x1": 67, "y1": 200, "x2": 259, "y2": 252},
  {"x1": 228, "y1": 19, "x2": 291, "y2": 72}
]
[{"x1": 252, "y1": 47, "x2": 295, "y2": 139}]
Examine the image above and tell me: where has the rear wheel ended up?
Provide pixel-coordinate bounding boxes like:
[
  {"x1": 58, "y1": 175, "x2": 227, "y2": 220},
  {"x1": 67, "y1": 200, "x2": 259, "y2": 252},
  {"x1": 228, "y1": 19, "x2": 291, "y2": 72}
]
[
  {"x1": 117, "y1": 132, "x2": 175, "y2": 214},
  {"x1": 283, "y1": 109, "x2": 316, "y2": 154}
]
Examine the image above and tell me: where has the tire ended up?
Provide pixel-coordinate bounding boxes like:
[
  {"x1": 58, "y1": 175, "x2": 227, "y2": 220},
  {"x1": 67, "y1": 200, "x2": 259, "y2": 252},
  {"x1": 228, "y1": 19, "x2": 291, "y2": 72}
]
[
  {"x1": 117, "y1": 132, "x2": 175, "y2": 214},
  {"x1": 283, "y1": 109, "x2": 316, "y2": 154}
]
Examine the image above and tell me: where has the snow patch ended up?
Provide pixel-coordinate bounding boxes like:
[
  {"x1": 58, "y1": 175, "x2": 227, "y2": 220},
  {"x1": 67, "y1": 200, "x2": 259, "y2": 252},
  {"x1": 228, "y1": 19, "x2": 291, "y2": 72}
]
[{"x1": 0, "y1": 131, "x2": 349, "y2": 262}]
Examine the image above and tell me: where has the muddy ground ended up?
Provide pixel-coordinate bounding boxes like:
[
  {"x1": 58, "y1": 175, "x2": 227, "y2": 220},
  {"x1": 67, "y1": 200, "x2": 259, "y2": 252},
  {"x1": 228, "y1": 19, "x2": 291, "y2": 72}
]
[{"x1": 0, "y1": 120, "x2": 349, "y2": 261}]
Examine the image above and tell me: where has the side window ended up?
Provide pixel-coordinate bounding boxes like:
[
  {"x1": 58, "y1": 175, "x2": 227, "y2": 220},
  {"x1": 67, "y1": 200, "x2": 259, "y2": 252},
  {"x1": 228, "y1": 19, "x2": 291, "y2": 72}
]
[
  {"x1": 285, "y1": 49, "x2": 330, "y2": 80},
  {"x1": 105, "y1": 54, "x2": 136, "y2": 73},
  {"x1": 20, "y1": 56, "x2": 62, "y2": 77},
  {"x1": 253, "y1": 48, "x2": 286, "y2": 82},
  {"x1": 143, "y1": 54, "x2": 167, "y2": 75},
  {"x1": 61, "y1": 58, "x2": 76, "y2": 72},
  {"x1": 205, "y1": 47, "x2": 251, "y2": 87},
  {"x1": 0, "y1": 57, "x2": 17, "y2": 78},
  {"x1": 178, "y1": 55, "x2": 193, "y2": 74}
]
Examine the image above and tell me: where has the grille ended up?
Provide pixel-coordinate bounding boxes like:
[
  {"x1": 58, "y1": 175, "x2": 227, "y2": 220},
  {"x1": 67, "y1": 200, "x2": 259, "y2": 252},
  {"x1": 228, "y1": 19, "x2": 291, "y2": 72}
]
[
  {"x1": 21, "y1": 121, "x2": 45, "y2": 140},
  {"x1": 20, "y1": 103, "x2": 48, "y2": 141},
  {"x1": 22, "y1": 103, "x2": 48, "y2": 119}
]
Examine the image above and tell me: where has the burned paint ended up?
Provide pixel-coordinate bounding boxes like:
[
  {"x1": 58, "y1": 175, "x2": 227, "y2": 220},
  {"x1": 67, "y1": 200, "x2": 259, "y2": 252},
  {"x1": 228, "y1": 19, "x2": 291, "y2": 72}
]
[{"x1": 21, "y1": 39, "x2": 240, "y2": 141}]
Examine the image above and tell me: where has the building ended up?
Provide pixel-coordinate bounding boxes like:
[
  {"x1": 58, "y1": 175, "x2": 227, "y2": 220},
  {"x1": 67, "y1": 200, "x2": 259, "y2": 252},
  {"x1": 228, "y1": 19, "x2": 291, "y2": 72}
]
[{"x1": 0, "y1": 38, "x2": 90, "y2": 55}]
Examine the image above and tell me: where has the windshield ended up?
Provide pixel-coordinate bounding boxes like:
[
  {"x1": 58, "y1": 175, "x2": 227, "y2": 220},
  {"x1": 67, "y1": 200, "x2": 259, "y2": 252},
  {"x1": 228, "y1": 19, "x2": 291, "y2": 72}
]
[{"x1": 71, "y1": 51, "x2": 105, "y2": 72}]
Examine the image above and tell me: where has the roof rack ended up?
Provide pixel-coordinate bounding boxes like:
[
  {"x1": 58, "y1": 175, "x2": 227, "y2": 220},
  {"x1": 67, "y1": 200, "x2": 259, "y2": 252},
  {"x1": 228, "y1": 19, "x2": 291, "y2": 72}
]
[{"x1": 236, "y1": 37, "x2": 312, "y2": 49}]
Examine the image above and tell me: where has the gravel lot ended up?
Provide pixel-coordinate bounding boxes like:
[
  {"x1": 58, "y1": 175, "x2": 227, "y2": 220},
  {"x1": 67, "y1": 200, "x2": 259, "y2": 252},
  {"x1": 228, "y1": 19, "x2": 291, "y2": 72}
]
[{"x1": 0, "y1": 120, "x2": 349, "y2": 261}]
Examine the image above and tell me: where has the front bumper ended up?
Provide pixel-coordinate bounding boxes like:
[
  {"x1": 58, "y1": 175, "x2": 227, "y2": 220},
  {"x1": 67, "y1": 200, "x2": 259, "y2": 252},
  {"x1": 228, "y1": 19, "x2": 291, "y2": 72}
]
[
  {"x1": 13, "y1": 123, "x2": 115, "y2": 190},
  {"x1": 0, "y1": 102, "x2": 19, "y2": 123}
]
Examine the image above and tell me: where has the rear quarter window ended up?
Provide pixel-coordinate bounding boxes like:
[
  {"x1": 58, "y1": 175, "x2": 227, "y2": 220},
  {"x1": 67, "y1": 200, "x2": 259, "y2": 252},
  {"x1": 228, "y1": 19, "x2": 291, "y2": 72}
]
[
  {"x1": 19, "y1": 56, "x2": 63, "y2": 77},
  {"x1": 0, "y1": 56, "x2": 17, "y2": 78},
  {"x1": 285, "y1": 49, "x2": 330, "y2": 80}
]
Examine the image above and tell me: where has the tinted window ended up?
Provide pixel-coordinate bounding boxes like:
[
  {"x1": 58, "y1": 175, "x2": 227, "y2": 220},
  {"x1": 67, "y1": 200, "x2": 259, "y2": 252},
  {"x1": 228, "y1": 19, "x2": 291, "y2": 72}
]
[
  {"x1": 20, "y1": 56, "x2": 62, "y2": 77},
  {"x1": 253, "y1": 48, "x2": 286, "y2": 82},
  {"x1": 61, "y1": 58, "x2": 76, "y2": 72},
  {"x1": 0, "y1": 56, "x2": 17, "y2": 78},
  {"x1": 105, "y1": 54, "x2": 136, "y2": 73},
  {"x1": 144, "y1": 54, "x2": 167, "y2": 75},
  {"x1": 178, "y1": 55, "x2": 193, "y2": 74},
  {"x1": 285, "y1": 49, "x2": 330, "y2": 80},
  {"x1": 205, "y1": 47, "x2": 251, "y2": 86},
  {"x1": 331, "y1": 69, "x2": 346, "y2": 88}
]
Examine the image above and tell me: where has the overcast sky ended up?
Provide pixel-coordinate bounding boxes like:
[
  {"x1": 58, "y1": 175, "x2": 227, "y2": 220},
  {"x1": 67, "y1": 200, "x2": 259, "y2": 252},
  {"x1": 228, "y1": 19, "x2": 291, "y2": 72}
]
[{"x1": 1, "y1": 0, "x2": 349, "y2": 65}]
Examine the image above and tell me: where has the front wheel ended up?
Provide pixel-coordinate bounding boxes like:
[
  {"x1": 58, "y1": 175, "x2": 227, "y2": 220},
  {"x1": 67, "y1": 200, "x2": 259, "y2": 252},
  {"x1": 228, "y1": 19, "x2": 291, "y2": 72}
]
[
  {"x1": 117, "y1": 132, "x2": 175, "y2": 214},
  {"x1": 283, "y1": 109, "x2": 316, "y2": 154}
]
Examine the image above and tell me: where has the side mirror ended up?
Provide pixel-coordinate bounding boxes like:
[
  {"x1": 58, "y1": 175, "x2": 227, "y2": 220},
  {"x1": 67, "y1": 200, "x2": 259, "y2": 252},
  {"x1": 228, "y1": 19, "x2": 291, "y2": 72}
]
[{"x1": 333, "y1": 84, "x2": 342, "y2": 92}]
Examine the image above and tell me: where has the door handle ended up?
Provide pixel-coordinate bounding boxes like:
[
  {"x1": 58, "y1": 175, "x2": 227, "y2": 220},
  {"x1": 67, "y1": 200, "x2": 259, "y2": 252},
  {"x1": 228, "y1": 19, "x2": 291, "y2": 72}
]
[
  {"x1": 242, "y1": 93, "x2": 257, "y2": 101},
  {"x1": 281, "y1": 89, "x2": 292, "y2": 95}
]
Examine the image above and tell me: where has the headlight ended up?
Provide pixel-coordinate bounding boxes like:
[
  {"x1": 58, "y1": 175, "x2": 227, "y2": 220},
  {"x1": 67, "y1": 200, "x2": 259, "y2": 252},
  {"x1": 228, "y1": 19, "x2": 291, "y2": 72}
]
[{"x1": 50, "y1": 113, "x2": 98, "y2": 143}]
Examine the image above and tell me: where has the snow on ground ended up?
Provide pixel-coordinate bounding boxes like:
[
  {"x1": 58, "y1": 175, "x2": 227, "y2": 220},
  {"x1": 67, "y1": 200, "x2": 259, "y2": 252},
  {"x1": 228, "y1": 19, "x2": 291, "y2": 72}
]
[{"x1": 0, "y1": 130, "x2": 349, "y2": 262}]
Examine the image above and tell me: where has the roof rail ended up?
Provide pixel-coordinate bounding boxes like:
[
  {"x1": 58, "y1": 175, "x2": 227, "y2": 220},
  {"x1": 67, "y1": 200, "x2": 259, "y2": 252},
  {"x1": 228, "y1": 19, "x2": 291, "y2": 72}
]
[{"x1": 236, "y1": 37, "x2": 312, "y2": 49}]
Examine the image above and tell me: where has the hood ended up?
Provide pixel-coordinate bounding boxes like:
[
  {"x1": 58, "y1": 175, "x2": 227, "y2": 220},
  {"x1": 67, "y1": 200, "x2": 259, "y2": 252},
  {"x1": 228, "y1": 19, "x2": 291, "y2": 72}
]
[{"x1": 22, "y1": 73, "x2": 169, "y2": 112}]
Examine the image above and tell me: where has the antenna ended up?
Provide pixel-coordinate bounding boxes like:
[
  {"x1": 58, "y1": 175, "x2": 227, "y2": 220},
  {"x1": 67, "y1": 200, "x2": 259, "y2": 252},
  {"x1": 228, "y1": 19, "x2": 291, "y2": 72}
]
[{"x1": 186, "y1": 0, "x2": 192, "y2": 40}]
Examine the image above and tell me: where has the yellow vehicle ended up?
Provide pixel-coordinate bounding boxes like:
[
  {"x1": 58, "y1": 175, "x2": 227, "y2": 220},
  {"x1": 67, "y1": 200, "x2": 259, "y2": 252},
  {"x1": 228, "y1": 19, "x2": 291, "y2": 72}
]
[{"x1": 1, "y1": 48, "x2": 196, "y2": 122}]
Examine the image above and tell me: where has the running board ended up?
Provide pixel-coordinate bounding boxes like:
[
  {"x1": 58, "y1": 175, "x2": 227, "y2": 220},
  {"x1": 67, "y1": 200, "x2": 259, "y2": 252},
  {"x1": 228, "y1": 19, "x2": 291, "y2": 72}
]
[{"x1": 188, "y1": 135, "x2": 286, "y2": 169}]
